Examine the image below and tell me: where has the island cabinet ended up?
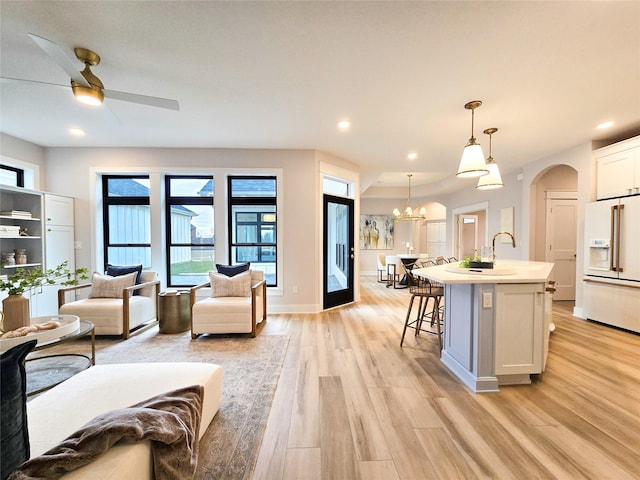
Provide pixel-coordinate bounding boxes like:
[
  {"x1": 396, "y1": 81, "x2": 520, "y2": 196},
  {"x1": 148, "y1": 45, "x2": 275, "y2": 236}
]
[
  {"x1": 494, "y1": 283, "x2": 545, "y2": 378},
  {"x1": 414, "y1": 260, "x2": 554, "y2": 393}
]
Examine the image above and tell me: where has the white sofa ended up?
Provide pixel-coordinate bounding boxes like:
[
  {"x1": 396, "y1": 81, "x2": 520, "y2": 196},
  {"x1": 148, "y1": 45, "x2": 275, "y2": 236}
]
[{"x1": 26, "y1": 362, "x2": 223, "y2": 479}]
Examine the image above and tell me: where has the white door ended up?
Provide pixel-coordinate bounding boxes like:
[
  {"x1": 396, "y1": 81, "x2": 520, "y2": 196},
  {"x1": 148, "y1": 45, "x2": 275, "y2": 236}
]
[
  {"x1": 545, "y1": 198, "x2": 577, "y2": 300},
  {"x1": 458, "y1": 215, "x2": 477, "y2": 260}
]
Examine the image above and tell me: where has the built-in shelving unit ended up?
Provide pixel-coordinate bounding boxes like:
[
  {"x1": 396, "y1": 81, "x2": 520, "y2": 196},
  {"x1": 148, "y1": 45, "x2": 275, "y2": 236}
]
[{"x1": 0, "y1": 185, "x2": 44, "y2": 279}]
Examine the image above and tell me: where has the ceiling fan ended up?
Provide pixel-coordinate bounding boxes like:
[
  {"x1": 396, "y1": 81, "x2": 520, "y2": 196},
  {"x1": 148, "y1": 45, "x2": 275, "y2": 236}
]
[{"x1": 1, "y1": 34, "x2": 179, "y2": 111}]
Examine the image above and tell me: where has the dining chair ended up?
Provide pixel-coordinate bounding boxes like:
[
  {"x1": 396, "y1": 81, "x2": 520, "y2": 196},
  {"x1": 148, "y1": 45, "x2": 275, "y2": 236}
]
[
  {"x1": 385, "y1": 255, "x2": 407, "y2": 289},
  {"x1": 376, "y1": 254, "x2": 388, "y2": 283}
]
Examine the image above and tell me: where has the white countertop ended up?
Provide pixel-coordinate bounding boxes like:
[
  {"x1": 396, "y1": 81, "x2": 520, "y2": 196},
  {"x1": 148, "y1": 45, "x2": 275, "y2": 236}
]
[{"x1": 413, "y1": 260, "x2": 554, "y2": 284}]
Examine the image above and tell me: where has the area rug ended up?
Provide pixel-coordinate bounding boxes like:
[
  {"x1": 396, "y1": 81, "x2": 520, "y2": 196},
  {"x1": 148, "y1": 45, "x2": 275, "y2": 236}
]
[{"x1": 27, "y1": 327, "x2": 290, "y2": 480}]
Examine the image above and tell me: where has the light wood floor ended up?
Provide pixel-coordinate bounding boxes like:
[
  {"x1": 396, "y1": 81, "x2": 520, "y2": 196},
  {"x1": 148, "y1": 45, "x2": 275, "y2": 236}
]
[{"x1": 252, "y1": 276, "x2": 640, "y2": 479}]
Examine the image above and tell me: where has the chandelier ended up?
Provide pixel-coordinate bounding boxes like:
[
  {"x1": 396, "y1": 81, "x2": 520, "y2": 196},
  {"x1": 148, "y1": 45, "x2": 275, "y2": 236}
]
[{"x1": 393, "y1": 174, "x2": 426, "y2": 221}]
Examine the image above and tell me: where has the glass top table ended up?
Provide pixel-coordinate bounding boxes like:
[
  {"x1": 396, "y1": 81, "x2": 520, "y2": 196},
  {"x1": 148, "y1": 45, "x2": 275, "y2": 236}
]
[{"x1": 14, "y1": 315, "x2": 96, "y2": 396}]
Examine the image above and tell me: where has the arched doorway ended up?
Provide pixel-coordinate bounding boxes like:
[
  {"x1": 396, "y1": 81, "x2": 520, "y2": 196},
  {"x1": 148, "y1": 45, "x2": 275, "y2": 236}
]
[{"x1": 531, "y1": 165, "x2": 578, "y2": 301}]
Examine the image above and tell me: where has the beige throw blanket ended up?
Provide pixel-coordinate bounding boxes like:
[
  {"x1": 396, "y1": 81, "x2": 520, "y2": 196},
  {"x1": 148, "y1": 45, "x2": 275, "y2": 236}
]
[{"x1": 9, "y1": 385, "x2": 203, "y2": 480}]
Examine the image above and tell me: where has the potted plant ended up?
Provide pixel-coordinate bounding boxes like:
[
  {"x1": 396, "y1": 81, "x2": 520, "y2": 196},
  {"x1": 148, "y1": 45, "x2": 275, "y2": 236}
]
[{"x1": 0, "y1": 261, "x2": 88, "y2": 332}]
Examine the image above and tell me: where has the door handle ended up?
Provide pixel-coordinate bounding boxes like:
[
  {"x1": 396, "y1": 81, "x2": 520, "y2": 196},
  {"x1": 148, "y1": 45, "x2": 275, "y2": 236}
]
[
  {"x1": 616, "y1": 204, "x2": 624, "y2": 272},
  {"x1": 610, "y1": 205, "x2": 616, "y2": 271}
]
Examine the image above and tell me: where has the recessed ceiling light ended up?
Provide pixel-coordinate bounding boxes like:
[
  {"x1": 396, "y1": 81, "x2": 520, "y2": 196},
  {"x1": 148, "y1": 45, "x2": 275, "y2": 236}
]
[
  {"x1": 68, "y1": 128, "x2": 85, "y2": 136},
  {"x1": 408, "y1": 152, "x2": 417, "y2": 160},
  {"x1": 596, "y1": 121, "x2": 613, "y2": 129},
  {"x1": 337, "y1": 120, "x2": 351, "y2": 130}
]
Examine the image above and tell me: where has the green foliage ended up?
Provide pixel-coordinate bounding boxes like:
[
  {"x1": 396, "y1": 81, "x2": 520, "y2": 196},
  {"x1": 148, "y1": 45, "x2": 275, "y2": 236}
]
[
  {"x1": 459, "y1": 256, "x2": 481, "y2": 268},
  {"x1": 0, "y1": 261, "x2": 88, "y2": 296}
]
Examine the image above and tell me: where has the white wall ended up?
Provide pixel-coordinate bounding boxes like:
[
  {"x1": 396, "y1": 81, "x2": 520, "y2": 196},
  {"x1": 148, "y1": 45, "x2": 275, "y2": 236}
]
[
  {"x1": 358, "y1": 198, "x2": 446, "y2": 275},
  {"x1": 38, "y1": 146, "x2": 356, "y2": 313},
  {"x1": 0, "y1": 132, "x2": 45, "y2": 190},
  {"x1": 521, "y1": 142, "x2": 592, "y2": 316},
  {"x1": 0, "y1": 132, "x2": 598, "y2": 316}
]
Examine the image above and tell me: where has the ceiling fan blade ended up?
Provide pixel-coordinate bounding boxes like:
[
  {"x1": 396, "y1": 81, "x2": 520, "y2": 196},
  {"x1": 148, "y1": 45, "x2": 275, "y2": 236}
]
[
  {"x1": 0, "y1": 77, "x2": 71, "y2": 90},
  {"x1": 28, "y1": 33, "x2": 89, "y2": 87},
  {"x1": 103, "y1": 89, "x2": 180, "y2": 111}
]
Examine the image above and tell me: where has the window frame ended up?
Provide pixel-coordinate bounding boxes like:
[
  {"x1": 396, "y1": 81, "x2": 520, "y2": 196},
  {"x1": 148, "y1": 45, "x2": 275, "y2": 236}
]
[
  {"x1": 227, "y1": 175, "x2": 277, "y2": 287},
  {"x1": 102, "y1": 175, "x2": 151, "y2": 271},
  {"x1": 0, "y1": 164, "x2": 25, "y2": 187},
  {"x1": 164, "y1": 175, "x2": 215, "y2": 287}
]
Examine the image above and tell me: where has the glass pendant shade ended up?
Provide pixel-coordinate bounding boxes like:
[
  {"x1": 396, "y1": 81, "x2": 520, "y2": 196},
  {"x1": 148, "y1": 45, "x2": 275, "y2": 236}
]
[
  {"x1": 476, "y1": 161, "x2": 504, "y2": 189},
  {"x1": 476, "y1": 127, "x2": 504, "y2": 189},
  {"x1": 457, "y1": 142, "x2": 488, "y2": 178},
  {"x1": 457, "y1": 100, "x2": 489, "y2": 178}
]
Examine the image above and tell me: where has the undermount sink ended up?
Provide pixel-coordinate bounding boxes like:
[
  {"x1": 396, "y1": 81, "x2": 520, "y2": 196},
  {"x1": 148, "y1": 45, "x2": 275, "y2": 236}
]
[{"x1": 445, "y1": 264, "x2": 517, "y2": 276}]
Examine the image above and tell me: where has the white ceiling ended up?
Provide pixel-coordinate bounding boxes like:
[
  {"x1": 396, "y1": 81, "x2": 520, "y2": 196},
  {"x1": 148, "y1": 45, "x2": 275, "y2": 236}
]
[{"x1": 1, "y1": 1, "x2": 639, "y2": 198}]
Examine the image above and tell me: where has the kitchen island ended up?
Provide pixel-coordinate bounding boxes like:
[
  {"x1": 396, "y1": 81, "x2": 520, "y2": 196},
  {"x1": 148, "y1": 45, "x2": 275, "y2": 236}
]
[{"x1": 413, "y1": 260, "x2": 554, "y2": 393}]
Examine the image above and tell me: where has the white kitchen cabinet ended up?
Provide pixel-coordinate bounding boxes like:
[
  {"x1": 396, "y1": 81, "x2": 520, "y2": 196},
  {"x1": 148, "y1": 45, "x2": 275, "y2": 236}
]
[
  {"x1": 495, "y1": 283, "x2": 545, "y2": 376},
  {"x1": 44, "y1": 193, "x2": 75, "y2": 271},
  {"x1": 37, "y1": 193, "x2": 76, "y2": 316},
  {"x1": 44, "y1": 193, "x2": 74, "y2": 227},
  {"x1": 595, "y1": 136, "x2": 640, "y2": 200}
]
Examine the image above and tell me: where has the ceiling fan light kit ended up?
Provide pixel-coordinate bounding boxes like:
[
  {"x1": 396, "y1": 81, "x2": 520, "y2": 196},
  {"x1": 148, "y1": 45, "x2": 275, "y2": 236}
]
[
  {"x1": 477, "y1": 127, "x2": 505, "y2": 190},
  {"x1": 71, "y1": 83, "x2": 104, "y2": 105},
  {"x1": 71, "y1": 47, "x2": 104, "y2": 105},
  {"x1": 457, "y1": 100, "x2": 490, "y2": 178},
  {"x1": 1, "y1": 33, "x2": 180, "y2": 111}
]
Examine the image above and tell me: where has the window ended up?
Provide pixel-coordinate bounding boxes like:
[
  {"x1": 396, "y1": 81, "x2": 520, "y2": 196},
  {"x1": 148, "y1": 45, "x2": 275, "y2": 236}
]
[
  {"x1": 0, "y1": 164, "x2": 24, "y2": 187},
  {"x1": 228, "y1": 176, "x2": 277, "y2": 286},
  {"x1": 165, "y1": 176, "x2": 214, "y2": 287},
  {"x1": 102, "y1": 175, "x2": 151, "y2": 269},
  {"x1": 323, "y1": 176, "x2": 350, "y2": 196}
]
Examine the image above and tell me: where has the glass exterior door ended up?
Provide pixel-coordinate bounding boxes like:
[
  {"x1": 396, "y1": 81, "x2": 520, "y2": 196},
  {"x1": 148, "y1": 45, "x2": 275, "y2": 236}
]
[{"x1": 323, "y1": 194, "x2": 354, "y2": 309}]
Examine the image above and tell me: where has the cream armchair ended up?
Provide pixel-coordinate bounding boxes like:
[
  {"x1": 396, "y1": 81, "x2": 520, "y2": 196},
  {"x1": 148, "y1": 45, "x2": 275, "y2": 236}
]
[
  {"x1": 58, "y1": 271, "x2": 160, "y2": 339},
  {"x1": 190, "y1": 270, "x2": 266, "y2": 338}
]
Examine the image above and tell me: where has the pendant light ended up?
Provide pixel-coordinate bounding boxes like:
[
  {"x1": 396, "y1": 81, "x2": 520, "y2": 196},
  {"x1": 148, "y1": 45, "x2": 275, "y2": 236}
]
[
  {"x1": 477, "y1": 128, "x2": 505, "y2": 190},
  {"x1": 456, "y1": 100, "x2": 489, "y2": 178},
  {"x1": 393, "y1": 174, "x2": 426, "y2": 221}
]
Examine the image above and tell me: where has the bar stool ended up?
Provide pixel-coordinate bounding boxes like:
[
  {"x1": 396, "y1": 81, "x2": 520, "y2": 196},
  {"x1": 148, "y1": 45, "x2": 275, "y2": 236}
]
[{"x1": 400, "y1": 268, "x2": 444, "y2": 350}]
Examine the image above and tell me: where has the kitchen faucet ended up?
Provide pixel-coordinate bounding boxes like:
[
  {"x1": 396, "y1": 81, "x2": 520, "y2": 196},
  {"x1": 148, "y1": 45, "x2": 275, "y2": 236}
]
[{"x1": 492, "y1": 232, "x2": 516, "y2": 263}]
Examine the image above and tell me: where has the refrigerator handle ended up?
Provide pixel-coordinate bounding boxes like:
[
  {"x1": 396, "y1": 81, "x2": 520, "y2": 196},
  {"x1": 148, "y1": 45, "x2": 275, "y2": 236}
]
[
  {"x1": 616, "y1": 204, "x2": 624, "y2": 273},
  {"x1": 610, "y1": 205, "x2": 616, "y2": 271}
]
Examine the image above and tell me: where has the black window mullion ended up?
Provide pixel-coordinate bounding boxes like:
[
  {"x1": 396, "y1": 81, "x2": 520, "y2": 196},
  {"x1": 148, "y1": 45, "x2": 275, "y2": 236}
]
[
  {"x1": 228, "y1": 175, "x2": 277, "y2": 287},
  {"x1": 102, "y1": 175, "x2": 151, "y2": 271},
  {"x1": 165, "y1": 175, "x2": 214, "y2": 287}
]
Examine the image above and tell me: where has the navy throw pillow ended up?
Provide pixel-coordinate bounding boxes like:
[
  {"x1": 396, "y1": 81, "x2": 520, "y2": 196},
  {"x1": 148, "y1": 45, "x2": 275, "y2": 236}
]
[
  {"x1": 1, "y1": 339, "x2": 37, "y2": 480},
  {"x1": 106, "y1": 264, "x2": 143, "y2": 295},
  {"x1": 215, "y1": 262, "x2": 250, "y2": 277}
]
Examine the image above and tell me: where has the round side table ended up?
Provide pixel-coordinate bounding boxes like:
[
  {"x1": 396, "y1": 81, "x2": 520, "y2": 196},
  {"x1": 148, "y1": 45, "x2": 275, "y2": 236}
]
[{"x1": 158, "y1": 291, "x2": 191, "y2": 333}]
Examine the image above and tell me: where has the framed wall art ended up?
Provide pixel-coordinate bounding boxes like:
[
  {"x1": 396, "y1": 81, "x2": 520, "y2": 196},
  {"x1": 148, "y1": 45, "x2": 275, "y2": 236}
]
[{"x1": 360, "y1": 214, "x2": 394, "y2": 250}]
